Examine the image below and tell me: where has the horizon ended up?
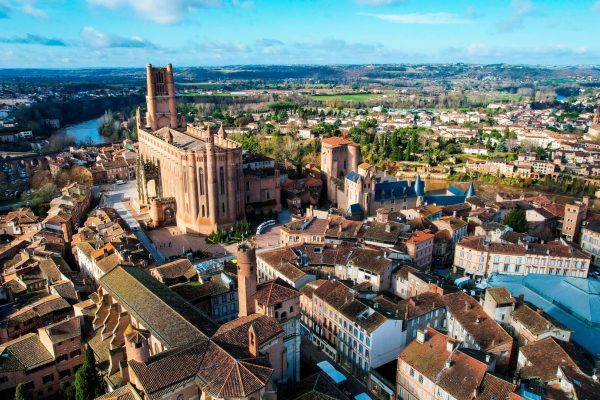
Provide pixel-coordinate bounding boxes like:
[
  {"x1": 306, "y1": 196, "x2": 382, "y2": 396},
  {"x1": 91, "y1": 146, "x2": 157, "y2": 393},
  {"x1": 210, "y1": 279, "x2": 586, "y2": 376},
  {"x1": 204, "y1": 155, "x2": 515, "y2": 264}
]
[{"x1": 1, "y1": 0, "x2": 599, "y2": 67}]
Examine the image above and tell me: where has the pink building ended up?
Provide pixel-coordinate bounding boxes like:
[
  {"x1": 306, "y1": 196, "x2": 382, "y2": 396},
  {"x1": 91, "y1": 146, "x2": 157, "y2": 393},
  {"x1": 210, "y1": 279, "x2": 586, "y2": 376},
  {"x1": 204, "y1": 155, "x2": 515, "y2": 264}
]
[{"x1": 406, "y1": 231, "x2": 434, "y2": 270}]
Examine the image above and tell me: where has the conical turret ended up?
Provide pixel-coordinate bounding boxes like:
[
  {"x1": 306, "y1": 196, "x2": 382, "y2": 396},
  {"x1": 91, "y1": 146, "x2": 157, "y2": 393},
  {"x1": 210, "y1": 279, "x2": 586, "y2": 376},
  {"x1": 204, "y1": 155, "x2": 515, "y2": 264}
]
[{"x1": 465, "y1": 181, "x2": 476, "y2": 198}]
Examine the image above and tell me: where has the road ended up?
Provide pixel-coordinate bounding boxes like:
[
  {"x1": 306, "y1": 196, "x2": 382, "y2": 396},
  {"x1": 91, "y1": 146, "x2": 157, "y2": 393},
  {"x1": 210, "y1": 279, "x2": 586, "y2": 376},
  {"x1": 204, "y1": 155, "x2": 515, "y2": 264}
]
[
  {"x1": 99, "y1": 181, "x2": 166, "y2": 264},
  {"x1": 300, "y1": 336, "x2": 372, "y2": 399}
]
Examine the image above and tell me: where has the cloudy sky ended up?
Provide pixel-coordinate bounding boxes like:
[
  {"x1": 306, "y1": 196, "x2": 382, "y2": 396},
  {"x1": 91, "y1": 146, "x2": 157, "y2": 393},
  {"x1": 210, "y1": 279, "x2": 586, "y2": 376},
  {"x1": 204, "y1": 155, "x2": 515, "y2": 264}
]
[{"x1": 0, "y1": 0, "x2": 599, "y2": 67}]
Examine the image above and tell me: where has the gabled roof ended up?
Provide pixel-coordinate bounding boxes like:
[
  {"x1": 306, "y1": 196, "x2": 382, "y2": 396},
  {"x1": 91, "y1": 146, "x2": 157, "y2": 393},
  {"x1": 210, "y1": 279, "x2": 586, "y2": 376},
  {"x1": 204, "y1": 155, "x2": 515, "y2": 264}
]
[
  {"x1": 99, "y1": 266, "x2": 217, "y2": 347},
  {"x1": 444, "y1": 291, "x2": 512, "y2": 351},
  {"x1": 0, "y1": 333, "x2": 54, "y2": 373}
]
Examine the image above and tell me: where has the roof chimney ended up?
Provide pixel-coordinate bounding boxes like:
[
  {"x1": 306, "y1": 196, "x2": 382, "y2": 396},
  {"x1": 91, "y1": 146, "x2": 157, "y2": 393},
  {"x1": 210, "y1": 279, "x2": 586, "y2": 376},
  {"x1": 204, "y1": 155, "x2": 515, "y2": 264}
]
[
  {"x1": 416, "y1": 329, "x2": 426, "y2": 344},
  {"x1": 385, "y1": 224, "x2": 392, "y2": 233},
  {"x1": 446, "y1": 340, "x2": 455, "y2": 353}
]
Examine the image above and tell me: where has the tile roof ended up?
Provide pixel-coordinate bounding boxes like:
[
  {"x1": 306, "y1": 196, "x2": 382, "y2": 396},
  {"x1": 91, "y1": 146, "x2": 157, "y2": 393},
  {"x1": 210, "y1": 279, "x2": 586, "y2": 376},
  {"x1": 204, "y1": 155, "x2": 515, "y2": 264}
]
[
  {"x1": 314, "y1": 280, "x2": 387, "y2": 333},
  {"x1": 0, "y1": 333, "x2": 54, "y2": 373},
  {"x1": 444, "y1": 291, "x2": 512, "y2": 351},
  {"x1": 347, "y1": 248, "x2": 393, "y2": 275},
  {"x1": 475, "y1": 373, "x2": 518, "y2": 400},
  {"x1": 129, "y1": 340, "x2": 273, "y2": 400},
  {"x1": 287, "y1": 372, "x2": 350, "y2": 400},
  {"x1": 511, "y1": 303, "x2": 570, "y2": 337},
  {"x1": 99, "y1": 266, "x2": 217, "y2": 347},
  {"x1": 321, "y1": 136, "x2": 358, "y2": 147},
  {"x1": 255, "y1": 278, "x2": 301, "y2": 308},
  {"x1": 41, "y1": 316, "x2": 82, "y2": 344},
  {"x1": 213, "y1": 313, "x2": 283, "y2": 357},
  {"x1": 486, "y1": 287, "x2": 515, "y2": 305},
  {"x1": 95, "y1": 383, "x2": 142, "y2": 400},
  {"x1": 150, "y1": 258, "x2": 196, "y2": 280},
  {"x1": 519, "y1": 337, "x2": 591, "y2": 382},
  {"x1": 2, "y1": 294, "x2": 71, "y2": 327}
]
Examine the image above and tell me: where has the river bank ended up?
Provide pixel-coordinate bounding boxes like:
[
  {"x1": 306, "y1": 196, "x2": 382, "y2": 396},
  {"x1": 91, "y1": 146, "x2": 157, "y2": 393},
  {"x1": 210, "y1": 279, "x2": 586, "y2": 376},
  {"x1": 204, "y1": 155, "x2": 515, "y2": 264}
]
[{"x1": 50, "y1": 117, "x2": 111, "y2": 146}]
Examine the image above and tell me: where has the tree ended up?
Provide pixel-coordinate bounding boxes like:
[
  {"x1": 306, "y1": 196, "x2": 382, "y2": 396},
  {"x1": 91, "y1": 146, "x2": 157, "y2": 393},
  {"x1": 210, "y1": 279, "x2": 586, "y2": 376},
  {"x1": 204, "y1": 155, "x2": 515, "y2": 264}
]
[
  {"x1": 75, "y1": 347, "x2": 103, "y2": 400},
  {"x1": 14, "y1": 383, "x2": 29, "y2": 400},
  {"x1": 504, "y1": 209, "x2": 528, "y2": 233}
]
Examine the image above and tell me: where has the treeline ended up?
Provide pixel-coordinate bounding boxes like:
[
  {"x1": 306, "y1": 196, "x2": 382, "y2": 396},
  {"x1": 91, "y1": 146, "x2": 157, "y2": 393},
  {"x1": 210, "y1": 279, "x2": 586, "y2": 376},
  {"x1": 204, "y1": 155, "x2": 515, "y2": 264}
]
[{"x1": 13, "y1": 94, "x2": 143, "y2": 136}]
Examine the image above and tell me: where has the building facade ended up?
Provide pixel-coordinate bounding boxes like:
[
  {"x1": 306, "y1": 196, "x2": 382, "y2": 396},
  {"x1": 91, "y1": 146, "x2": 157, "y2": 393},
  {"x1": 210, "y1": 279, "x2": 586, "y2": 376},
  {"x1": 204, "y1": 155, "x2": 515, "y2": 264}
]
[{"x1": 136, "y1": 64, "x2": 246, "y2": 234}]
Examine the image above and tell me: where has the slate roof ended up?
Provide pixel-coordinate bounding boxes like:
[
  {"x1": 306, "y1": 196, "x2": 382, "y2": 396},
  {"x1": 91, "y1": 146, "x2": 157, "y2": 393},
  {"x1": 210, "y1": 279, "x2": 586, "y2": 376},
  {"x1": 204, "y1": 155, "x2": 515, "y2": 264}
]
[
  {"x1": 99, "y1": 266, "x2": 218, "y2": 347},
  {"x1": 374, "y1": 180, "x2": 417, "y2": 202}
]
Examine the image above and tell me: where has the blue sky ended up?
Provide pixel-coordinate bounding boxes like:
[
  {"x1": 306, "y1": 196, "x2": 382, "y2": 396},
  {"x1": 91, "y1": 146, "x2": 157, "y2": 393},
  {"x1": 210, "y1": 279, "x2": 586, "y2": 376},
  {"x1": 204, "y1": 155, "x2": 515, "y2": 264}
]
[{"x1": 0, "y1": 0, "x2": 599, "y2": 67}]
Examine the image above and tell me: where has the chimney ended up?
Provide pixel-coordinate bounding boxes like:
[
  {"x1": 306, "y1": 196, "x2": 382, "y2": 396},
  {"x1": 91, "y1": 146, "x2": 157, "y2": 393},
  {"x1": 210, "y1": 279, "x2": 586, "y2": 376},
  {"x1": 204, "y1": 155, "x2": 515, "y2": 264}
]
[
  {"x1": 465, "y1": 300, "x2": 470, "y2": 311},
  {"x1": 248, "y1": 323, "x2": 259, "y2": 357},
  {"x1": 475, "y1": 315, "x2": 481, "y2": 324},
  {"x1": 416, "y1": 329, "x2": 426, "y2": 344},
  {"x1": 446, "y1": 340, "x2": 455, "y2": 353},
  {"x1": 385, "y1": 224, "x2": 391, "y2": 233}
]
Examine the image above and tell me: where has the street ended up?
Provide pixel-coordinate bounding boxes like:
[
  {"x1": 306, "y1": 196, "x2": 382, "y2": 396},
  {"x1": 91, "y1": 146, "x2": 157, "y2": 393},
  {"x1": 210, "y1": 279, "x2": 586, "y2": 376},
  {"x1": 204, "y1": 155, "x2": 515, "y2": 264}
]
[{"x1": 300, "y1": 336, "x2": 372, "y2": 399}]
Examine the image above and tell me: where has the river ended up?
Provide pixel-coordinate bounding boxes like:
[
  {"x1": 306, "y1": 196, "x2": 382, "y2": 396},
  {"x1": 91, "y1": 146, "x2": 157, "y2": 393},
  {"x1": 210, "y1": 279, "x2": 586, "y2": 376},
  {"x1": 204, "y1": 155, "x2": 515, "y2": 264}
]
[{"x1": 51, "y1": 117, "x2": 110, "y2": 145}]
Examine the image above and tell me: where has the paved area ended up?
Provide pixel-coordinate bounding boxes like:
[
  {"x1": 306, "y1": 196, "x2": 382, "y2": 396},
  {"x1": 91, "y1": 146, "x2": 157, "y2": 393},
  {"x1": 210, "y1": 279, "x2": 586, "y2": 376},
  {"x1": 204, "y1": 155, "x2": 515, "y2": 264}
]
[
  {"x1": 300, "y1": 336, "x2": 372, "y2": 399},
  {"x1": 99, "y1": 181, "x2": 165, "y2": 264},
  {"x1": 146, "y1": 227, "x2": 230, "y2": 259},
  {"x1": 96, "y1": 180, "x2": 286, "y2": 263}
]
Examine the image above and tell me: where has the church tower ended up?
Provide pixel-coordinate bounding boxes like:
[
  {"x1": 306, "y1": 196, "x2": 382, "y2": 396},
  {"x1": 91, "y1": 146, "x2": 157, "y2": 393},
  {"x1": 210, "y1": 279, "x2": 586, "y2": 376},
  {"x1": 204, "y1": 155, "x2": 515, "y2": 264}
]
[
  {"x1": 145, "y1": 63, "x2": 178, "y2": 131},
  {"x1": 237, "y1": 241, "x2": 257, "y2": 317}
]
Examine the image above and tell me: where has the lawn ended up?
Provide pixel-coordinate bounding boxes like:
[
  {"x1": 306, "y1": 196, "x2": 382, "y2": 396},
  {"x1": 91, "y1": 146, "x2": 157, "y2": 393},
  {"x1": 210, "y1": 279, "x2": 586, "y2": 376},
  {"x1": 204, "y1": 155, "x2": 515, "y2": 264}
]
[{"x1": 310, "y1": 93, "x2": 382, "y2": 102}]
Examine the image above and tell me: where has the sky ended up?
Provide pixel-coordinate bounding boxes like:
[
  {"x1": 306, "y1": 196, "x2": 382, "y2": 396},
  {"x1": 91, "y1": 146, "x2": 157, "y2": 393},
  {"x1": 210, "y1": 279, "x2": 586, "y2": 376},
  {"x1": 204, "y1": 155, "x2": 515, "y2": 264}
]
[{"x1": 0, "y1": 0, "x2": 599, "y2": 67}]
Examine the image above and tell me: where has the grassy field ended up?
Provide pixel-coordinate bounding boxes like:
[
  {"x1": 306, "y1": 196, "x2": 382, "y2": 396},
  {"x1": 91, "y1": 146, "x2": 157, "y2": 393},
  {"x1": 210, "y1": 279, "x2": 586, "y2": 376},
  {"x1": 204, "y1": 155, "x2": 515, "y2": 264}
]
[
  {"x1": 310, "y1": 93, "x2": 382, "y2": 102},
  {"x1": 184, "y1": 92, "x2": 233, "y2": 97}
]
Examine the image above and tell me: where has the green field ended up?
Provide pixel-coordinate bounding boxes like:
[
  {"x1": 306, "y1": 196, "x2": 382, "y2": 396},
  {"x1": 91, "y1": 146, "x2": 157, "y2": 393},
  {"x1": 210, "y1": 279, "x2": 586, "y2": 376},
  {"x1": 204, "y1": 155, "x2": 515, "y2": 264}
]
[
  {"x1": 310, "y1": 93, "x2": 382, "y2": 102},
  {"x1": 184, "y1": 92, "x2": 232, "y2": 97}
]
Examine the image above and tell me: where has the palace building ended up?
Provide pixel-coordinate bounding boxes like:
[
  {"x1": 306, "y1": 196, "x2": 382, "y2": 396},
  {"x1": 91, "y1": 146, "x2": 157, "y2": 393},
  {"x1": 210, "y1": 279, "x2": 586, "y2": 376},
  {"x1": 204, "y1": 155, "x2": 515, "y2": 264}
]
[{"x1": 136, "y1": 64, "x2": 246, "y2": 234}]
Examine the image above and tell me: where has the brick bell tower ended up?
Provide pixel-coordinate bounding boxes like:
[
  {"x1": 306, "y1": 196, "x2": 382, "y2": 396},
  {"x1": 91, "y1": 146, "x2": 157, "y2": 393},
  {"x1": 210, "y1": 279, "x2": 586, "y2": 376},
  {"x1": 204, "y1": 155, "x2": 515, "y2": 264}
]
[
  {"x1": 145, "y1": 63, "x2": 178, "y2": 131},
  {"x1": 237, "y1": 241, "x2": 257, "y2": 317}
]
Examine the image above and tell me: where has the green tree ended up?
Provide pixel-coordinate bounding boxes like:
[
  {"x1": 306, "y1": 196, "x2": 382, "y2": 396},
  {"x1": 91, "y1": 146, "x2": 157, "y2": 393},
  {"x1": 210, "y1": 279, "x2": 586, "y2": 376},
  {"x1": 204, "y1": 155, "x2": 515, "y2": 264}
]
[
  {"x1": 14, "y1": 383, "x2": 29, "y2": 400},
  {"x1": 503, "y1": 209, "x2": 528, "y2": 233},
  {"x1": 75, "y1": 347, "x2": 103, "y2": 400}
]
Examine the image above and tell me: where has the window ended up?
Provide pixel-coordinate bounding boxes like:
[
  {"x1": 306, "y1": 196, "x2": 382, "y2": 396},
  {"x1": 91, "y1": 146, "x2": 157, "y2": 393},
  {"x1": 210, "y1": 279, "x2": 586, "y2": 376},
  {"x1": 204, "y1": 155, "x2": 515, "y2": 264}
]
[
  {"x1": 410, "y1": 368, "x2": 415, "y2": 377},
  {"x1": 59, "y1": 370, "x2": 71, "y2": 379},
  {"x1": 69, "y1": 349, "x2": 81, "y2": 358},
  {"x1": 419, "y1": 375, "x2": 424, "y2": 384},
  {"x1": 42, "y1": 373, "x2": 54, "y2": 384}
]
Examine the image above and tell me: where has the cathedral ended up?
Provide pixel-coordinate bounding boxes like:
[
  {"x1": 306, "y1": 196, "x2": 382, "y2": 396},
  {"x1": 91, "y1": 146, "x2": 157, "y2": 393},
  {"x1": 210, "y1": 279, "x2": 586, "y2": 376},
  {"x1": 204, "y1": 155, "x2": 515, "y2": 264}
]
[{"x1": 135, "y1": 64, "x2": 246, "y2": 234}]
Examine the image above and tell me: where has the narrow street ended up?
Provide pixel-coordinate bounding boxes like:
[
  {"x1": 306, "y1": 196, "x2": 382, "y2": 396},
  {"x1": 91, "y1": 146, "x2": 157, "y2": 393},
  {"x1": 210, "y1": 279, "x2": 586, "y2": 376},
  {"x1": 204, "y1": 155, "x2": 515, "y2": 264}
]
[{"x1": 300, "y1": 336, "x2": 372, "y2": 399}]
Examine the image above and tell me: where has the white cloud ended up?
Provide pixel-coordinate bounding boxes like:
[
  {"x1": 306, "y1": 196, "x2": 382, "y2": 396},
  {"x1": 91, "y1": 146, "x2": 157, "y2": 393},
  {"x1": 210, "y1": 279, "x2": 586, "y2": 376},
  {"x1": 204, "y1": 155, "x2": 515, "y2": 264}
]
[
  {"x1": 497, "y1": 0, "x2": 536, "y2": 32},
  {"x1": 80, "y1": 26, "x2": 157, "y2": 49},
  {"x1": 359, "y1": 12, "x2": 472, "y2": 25},
  {"x1": 87, "y1": 0, "x2": 221, "y2": 24},
  {"x1": 22, "y1": 3, "x2": 45, "y2": 17}
]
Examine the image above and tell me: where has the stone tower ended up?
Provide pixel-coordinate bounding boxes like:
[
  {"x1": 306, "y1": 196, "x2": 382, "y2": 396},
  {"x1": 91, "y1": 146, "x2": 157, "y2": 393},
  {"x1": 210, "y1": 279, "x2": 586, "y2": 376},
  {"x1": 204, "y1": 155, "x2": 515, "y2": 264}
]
[
  {"x1": 237, "y1": 241, "x2": 257, "y2": 317},
  {"x1": 145, "y1": 63, "x2": 178, "y2": 131}
]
